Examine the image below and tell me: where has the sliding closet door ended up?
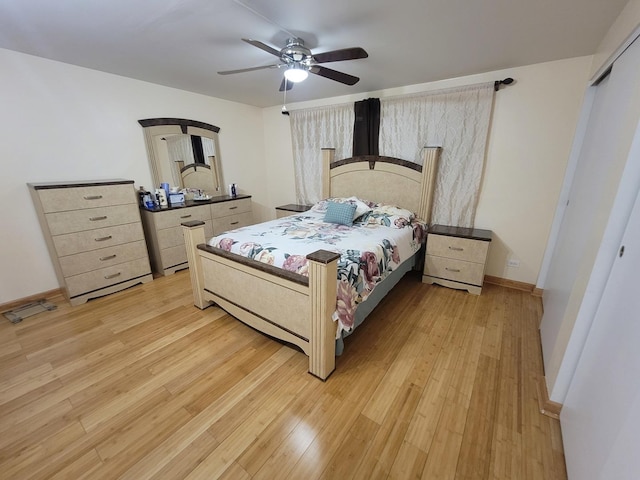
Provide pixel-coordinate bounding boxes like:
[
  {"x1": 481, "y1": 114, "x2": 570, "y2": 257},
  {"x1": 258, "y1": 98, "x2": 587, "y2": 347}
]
[
  {"x1": 562, "y1": 183, "x2": 640, "y2": 479},
  {"x1": 539, "y1": 36, "x2": 640, "y2": 402}
]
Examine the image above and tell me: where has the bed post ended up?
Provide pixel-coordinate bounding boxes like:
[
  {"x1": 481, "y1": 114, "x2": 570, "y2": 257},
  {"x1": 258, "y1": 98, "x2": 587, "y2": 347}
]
[
  {"x1": 418, "y1": 146, "x2": 441, "y2": 224},
  {"x1": 182, "y1": 221, "x2": 208, "y2": 309},
  {"x1": 322, "y1": 148, "x2": 335, "y2": 199},
  {"x1": 306, "y1": 250, "x2": 341, "y2": 380}
]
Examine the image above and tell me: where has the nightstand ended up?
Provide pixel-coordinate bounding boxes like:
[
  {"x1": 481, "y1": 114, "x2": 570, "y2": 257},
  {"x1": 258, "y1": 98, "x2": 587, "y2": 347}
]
[
  {"x1": 275, "y1": 203, "x2": 313, "y2": 218},
  {"x1": 422, "y1": 224, "x2": 492, "y2": 295}
]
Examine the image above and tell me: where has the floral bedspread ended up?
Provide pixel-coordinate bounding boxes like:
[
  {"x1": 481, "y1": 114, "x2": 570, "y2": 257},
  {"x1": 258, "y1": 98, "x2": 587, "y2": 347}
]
[{"x1": 208, "y1": 201, "x2": 426, "y2": 339}]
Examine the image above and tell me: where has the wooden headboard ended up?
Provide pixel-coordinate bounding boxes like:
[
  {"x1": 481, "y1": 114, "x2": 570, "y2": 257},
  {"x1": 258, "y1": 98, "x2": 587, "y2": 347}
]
[{"x1": 322, "y1": 147, "x2": 441, "y2": 224}]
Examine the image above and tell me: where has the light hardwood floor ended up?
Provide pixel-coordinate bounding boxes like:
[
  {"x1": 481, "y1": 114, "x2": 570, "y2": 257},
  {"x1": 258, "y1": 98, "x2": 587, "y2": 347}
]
[{"x1": 0, "y1": 270, "x2": 566, "y2": 479}]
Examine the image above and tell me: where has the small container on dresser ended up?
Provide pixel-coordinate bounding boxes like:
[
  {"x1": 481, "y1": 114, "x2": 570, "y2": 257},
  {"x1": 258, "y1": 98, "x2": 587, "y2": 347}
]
[
  {"x1": 141, "y1": 194, "x2": 253, "y2": 276},
  {"x1": 422, "y1": 224, "x2": 492, "y2": 295},
  {"x1": 28, "y1": 180, "x2": 153, "y2": 305},
  {"x1": 275, "y1": 203, "x2": 313, "y2": 218}
]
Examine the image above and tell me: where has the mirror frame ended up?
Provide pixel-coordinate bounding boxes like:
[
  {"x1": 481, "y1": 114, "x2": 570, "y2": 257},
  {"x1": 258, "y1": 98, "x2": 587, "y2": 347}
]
[{"x1": 138, "y1": 118, "x2": 224, "y2": 195}]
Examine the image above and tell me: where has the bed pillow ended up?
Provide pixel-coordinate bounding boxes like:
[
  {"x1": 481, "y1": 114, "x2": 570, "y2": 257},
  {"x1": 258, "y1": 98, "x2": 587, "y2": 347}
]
[
  {"x1": 360, "y1": 204, "x2": 415, "y2": 228},
  {"x1": 344, "y1": 196, "x2": 373, "y2": 220},
  {"x1": 324, "y1": 201, "x2": 357, "y2": 226}
]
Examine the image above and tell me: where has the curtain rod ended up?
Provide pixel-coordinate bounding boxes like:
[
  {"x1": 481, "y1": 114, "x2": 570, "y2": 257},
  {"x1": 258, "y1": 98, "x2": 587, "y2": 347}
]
[
  {"x1": 494, "y1": 77, "x2": 514, "y2": 91},
  {"x1": 281, "y1": 77, "x2": 516, "y2": 115}
]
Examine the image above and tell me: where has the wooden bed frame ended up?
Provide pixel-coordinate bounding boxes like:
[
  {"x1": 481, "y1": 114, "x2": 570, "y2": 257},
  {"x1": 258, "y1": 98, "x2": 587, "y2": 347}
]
[{"x1": 182, "y1": 147, "x2": 441, "y2": 380}]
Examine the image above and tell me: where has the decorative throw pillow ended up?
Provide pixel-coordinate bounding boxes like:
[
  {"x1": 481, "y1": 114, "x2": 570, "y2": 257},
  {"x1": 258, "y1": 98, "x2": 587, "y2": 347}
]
[{"x1": 324, "y1": 201, "x2": 357, "y2": 226}]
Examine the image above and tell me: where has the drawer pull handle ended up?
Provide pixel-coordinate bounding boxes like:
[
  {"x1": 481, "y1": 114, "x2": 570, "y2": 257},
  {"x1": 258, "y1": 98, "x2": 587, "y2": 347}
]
[
  {"x1": 90, "y1": 216, "x2": 107, "y2": 221},
  {"x1": 229, "y1": 206, "x2": 238, "y2": 210},
  {"x1": 448, "y1": 246, "x2": 464, "y2": 251},
  {"x1": 445, "y1": 267, "x2": 461, "y2": 273},
  {"x1": 180, "y1": 214, "x2": 192, "y2": 219},
  {"x1": 104, "y1": 272, "x2": 121, "y2": 279},
  {"x1": 230, "y1": 221, "x2": 239, "y2": 225},
  {"x1": 100, "y1": 254, "x2": 117, "y2": 261},
  {"x1": 83, "y1": 195, "x2": 103, "y2": 200},
  {"x1": 95, "y1": 235, "x2": 112, "y2": 242}
]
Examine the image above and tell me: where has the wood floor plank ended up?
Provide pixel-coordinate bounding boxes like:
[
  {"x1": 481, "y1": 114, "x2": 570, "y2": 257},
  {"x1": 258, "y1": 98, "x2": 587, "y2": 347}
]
[{"x1": 0, "y1": 270, "x2": 567, "y2": 479}]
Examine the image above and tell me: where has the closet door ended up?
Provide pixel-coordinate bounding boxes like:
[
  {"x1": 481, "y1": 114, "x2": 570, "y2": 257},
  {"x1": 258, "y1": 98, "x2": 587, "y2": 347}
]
[
  {"x1": 539, "y1": 36, "x2": 640, "y2": 401},
  {"x1": 562, "y1": 184, "x2": 640, "y2": 479}
]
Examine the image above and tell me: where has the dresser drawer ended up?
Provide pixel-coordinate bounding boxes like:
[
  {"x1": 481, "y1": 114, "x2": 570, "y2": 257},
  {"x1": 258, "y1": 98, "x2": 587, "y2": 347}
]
[
  {"x1": 426, "y1": 234, "x2": 489, "y2": 263},
  {"x1": 46, "y1": 204, "x2": 141, "y2": 235},
  {"x1": 160, "y1": 245, "x2": 189, "y2": 270},
  {"x1": 38, "y1": 184, "x2": 135, "y2": 213},
  {"x1": 211, "y1": 198, "x2": 252, "y2": 219},
  {"x1": 59, "y1": 240, "x2": 148, "y2": 277},
  {"x1": 151, "y1": 205, "x2": 211, "y2": 230},
  {"x1": 212, "y1": 212, "x2": 253, "y2": 234},
  {"x1": 53, "y1": 223, "x2": 145, "y2": 256},
  {"x1": 65, "y1": 257, "x2": 151, "y2": 298},
  {"x1": 425, "y1": 255, "x2": 485, "y2": 286},
  {"x1": 157, "y1": 221, "x2": 213, "y2": 249}
]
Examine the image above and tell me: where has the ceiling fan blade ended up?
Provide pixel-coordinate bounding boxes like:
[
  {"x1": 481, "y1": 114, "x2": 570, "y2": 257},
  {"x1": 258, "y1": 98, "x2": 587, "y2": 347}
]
[
  {"x1": 218, "y1": 64, "x2": 279, "y2": 75},
  {"x1": 309, "y1": 66, "x2": 360, "y2": 86},
  {"x1": 242, "y1": 38, "x2": 282, "y2": 58},
  {"x1": 279, "y1": 78, "x2": 294, "y2": 92},
  {"x1": 312, "y1": 47, "x2": 368, "y2": 64}
]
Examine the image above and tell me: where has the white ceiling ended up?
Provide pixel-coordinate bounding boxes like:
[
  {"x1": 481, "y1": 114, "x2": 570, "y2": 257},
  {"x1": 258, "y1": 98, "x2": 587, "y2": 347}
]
[{"x1": 0, "y1": 0, "x2": 629, "y2": 107}]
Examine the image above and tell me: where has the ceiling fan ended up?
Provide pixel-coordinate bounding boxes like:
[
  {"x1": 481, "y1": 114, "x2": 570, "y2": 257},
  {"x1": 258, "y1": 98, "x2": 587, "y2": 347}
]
[{"x1": 218, "y1": 37, "x2": 368, "y2": 91}]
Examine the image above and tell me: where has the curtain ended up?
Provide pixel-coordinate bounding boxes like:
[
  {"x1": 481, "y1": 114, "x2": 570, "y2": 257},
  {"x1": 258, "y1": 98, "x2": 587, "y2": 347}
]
[
  {"x1": 353, "y1": 98, "x2": 380, "y2": 156},
  {"x1": 380, "y1": 84, "x2": 494, "y2": 227},
  {"x1": 202, "y1": 137, "x2": 215, "y2": 163},
  {"x1": 165, "y1": 135, "x2": 194, "y2": 187},
  {"x1": 290, "y1": 103, "x2": 354, "y2": 204}
]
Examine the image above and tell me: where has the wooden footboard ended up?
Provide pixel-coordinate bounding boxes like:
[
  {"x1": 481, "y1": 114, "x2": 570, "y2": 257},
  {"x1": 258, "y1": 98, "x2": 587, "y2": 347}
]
[{"x1": 182, "y1": 221, "x2": 339, "y2": 380}]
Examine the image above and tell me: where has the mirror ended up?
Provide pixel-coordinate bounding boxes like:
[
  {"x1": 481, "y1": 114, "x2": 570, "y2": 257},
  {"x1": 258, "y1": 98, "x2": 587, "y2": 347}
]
[{"x1": 138, "y1": 118, "x2": 224, "y2": 196}]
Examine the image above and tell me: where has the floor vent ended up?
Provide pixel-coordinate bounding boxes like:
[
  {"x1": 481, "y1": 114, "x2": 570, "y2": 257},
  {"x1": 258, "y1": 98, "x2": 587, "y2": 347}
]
[{"x1": 3, "y1": 299, "x2": 57, "y2": 324}]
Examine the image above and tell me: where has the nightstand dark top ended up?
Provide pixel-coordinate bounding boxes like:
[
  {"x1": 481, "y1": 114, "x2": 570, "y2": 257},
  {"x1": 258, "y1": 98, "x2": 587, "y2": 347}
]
[
  {"x1": 429, "y1": 224, "x2": 492, "y2": 242},
  {"x1": 276, "y1": 203, "x2": 313, "y2": 213}
]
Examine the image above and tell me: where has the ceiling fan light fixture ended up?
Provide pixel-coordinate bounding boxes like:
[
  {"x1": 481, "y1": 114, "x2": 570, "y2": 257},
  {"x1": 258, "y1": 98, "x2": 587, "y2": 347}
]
[{"x1": 284, "y1": 64, "x2": 308, "y2": 83}]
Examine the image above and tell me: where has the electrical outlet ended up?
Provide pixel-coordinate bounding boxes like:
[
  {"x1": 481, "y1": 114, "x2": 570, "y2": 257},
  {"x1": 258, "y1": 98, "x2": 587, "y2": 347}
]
[{"x1": 507, "y1": 258, "x2": 520, "y2": 268}]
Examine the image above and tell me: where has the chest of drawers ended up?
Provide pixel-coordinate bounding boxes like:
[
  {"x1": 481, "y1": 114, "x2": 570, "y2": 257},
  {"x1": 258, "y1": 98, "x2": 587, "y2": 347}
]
[
  {"x1": 422, "y1": 224, "x2": 492, "y2": 295},
  {"x1": 29, "y1": 180, "x2": 153, "y2": 305},
  {"x1": 141, "y1": 195, "x2": 253, "y2": 276}
]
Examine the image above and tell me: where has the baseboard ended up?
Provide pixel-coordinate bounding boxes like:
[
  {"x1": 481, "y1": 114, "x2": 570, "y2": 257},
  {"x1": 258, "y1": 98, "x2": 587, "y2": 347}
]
[
  {"x1": 0, "y1": 288, "x2": 65, "y2": 313},
  {"x1": 484, "y1": 275, "x2": 542, "y2": 296},
  {"x1": 532, "y1": 287, "x2": 544, "y2": 297},
  {"x1": 536, "y1": 376, "x2": 562, "y2": 420}
]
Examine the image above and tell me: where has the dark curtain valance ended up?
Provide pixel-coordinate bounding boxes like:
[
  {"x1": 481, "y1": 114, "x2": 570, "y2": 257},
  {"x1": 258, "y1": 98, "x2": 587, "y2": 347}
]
[{"x1": 353, "y1": 98, "x2": 380, "y2": 156}]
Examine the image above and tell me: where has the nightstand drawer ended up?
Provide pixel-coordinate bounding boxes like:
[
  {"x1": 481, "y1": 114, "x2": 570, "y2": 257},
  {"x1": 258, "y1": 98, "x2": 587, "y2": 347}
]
[
  {"x1": 425, "y1": 255, "x2": 485, "y2": 286},
  {"x1": 426, "y1": 234, "x2": 489, "y2": 263}
]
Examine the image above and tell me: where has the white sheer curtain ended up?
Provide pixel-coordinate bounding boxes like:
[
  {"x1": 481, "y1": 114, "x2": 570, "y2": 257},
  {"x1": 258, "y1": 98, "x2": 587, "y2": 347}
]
[
  {"x1": 165, "y1": 135, "x2": 195, "y2": 186},
  {"x1": 290, "y1": 103, "x2": 354, "y2": 204},
  {"x1": 380, "y1": 83, "x2": 494, "y2": 227},
  {"x1": 202, "y1": 137, "x2": 215, "y2": 163}
]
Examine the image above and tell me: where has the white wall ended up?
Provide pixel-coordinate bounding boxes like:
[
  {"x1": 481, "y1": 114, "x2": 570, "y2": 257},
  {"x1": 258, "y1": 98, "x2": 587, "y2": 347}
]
[
  {"x1": 262, "y1": 57, "x2": 592, "y2": 285},
  {"x1": 1, "y1": 49, "x2": 594, "y2": 303},
  {"x1": 0, "y1": 48, "x2": 265, "y2": 304}
]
